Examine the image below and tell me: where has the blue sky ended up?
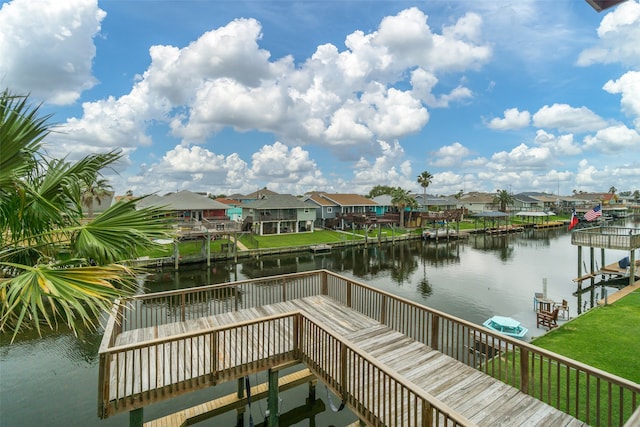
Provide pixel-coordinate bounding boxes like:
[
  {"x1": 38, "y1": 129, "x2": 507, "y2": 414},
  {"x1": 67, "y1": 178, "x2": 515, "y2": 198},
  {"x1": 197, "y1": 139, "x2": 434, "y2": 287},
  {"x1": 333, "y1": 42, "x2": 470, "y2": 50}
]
[{"x1": 1, "y1": 0, "x2": 639, "y2": 198}]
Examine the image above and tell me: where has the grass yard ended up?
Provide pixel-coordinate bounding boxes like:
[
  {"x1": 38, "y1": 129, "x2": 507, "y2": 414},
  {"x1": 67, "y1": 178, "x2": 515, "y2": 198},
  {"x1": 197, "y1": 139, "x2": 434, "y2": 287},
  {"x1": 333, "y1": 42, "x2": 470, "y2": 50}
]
[
  {"x1": 239, "y1": 230, "x2": 366, "y2": 249},
  {"x1": 531, "y1": 289, "x2": 640, "y2": 383}
]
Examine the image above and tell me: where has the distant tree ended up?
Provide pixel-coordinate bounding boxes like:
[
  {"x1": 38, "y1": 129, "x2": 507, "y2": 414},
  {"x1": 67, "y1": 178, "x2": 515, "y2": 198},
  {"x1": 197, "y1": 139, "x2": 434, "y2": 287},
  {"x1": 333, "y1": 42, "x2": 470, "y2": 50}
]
[
  {"x1": 454, "y1": 189, "x2": 464, "y2": 200},
  {"x1": 493, "y1": 189, "x2": 514, "y2": 213},
  {"x1": 609, "y1": 186, "x2": 617, "y2": 194},
  {"x1": 81, "y1": 177, "x2": 112, "y2": 219},
  {"x1": 391, "y1": 187, "x2": 416, "y2": 228},
  {"x1": 633, "y1": 190, "x2": 640, "y2": 202},
  {"x1": 417, "y1": 171, "x2": 433, "y2": 212},
  {"x1": 367, "y1": 185, "x2": 396, "y2": 198},
  {"x1": 125, "y1": 189, "x2": 133, "y2": 197}
]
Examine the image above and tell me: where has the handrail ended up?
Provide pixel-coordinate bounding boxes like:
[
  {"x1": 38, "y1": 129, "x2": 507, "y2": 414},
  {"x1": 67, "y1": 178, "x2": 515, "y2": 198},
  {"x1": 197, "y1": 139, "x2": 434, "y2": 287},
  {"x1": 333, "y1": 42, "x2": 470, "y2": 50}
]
[
  {"x1": 99, "y1": 310, "x2": 475, "y2": 425},
  {"x1": 322, "y1": 269, "x2": 640, "y2": 426},
  {"x1": 99, "y1": 269, "x2": 640, "y2": 425}
]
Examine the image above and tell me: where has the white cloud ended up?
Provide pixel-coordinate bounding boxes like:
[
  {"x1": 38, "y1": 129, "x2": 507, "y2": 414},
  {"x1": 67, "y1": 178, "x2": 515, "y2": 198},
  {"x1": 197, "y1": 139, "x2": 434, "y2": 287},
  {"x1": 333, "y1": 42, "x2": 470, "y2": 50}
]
[
  {"x1": 577, "y1": 0, "x2": 640, "y2": 68},
  {"x1": 431, "y1": 142, "x2": 472, "y2": 167},
  {"x1": 487, "y1": 108, "x2": 531, "y2": 130},
  {"x1": 250, "y1": 142, "x2": 319, "y2": 181},
  {"x1": 0, "y1": 0, "x2": 104, "y2": 104},
  {"x1": 534, "y1": 130, "x2": 581, "y2": 156},
  {"x1": 350, "y1": 140, "x2": 415, "y2": 193},
  {"x1": 30, "y1": 7, "x2": 491, "y2": 167},
  {"x1": 583, "y1": 125, "x2": 640, "y2": 153},
  {"x1": 532, "y1": 103, "x2": 607, "y2": 133},
  {"x1": 489, "y1": 143, "x2": 553, "y2": 171},
  {"x1": 603, "y1": 71, "x2": 640, "y2": 130}
]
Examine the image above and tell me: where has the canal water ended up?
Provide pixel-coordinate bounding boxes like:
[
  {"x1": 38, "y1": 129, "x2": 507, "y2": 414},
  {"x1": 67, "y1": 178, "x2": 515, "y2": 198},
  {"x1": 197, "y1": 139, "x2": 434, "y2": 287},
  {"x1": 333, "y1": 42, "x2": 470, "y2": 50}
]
[{"x1": 1, "y1": 220, "x2": 637, "y2": 427}]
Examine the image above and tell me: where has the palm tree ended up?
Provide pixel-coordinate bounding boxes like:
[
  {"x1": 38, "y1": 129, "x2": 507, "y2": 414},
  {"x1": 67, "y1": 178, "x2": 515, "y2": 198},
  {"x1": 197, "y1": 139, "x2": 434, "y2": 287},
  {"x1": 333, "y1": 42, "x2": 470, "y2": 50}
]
[
  {"x1": 493, "y1": 189, "x2": 514, "y2": 213},
  {"x1": 391, "y1": 187, "x2": 416, "y2": 228},
  {"x1": 0, "y1": 89, "x2": 173, "y2": 341},
  {"x1": 81, "y1": 177, "x2": 112, "y2": 219},
  {"x1": 609, "y1": 186, "x2": 617, "y2": 195},
  {"x1": 417, "y1": 171, "x2": 433, "y2": 213}
]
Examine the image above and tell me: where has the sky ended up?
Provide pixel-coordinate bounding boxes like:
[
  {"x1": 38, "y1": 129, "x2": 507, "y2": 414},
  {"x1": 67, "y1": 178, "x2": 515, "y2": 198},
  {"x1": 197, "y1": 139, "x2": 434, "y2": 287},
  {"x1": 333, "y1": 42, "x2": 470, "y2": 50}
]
[{"x1": 1, "y1": 0, "x2": 639, "y2": 198}]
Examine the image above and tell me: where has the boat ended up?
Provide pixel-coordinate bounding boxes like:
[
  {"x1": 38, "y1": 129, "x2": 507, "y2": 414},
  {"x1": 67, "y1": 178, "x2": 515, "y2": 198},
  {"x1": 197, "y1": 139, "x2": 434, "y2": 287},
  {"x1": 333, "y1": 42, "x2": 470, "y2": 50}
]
[
  {"x1": 482, "y1": 315, "x2": 528, "y2": 339},
  {"x1": 422, "y1": 227, "x2": 458, "y2": 240}
]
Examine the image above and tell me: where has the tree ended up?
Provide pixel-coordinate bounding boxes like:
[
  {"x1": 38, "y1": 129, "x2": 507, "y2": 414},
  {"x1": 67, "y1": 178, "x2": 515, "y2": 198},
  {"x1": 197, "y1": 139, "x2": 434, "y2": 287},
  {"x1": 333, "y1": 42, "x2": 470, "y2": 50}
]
[
  {"x1": 367, "y1": 185, "x2": 396, "y2": 198},
  {"x1": 493, "y1": 189, "x2": 514, "y2": 213},
  {"x1": 417, "y1": 171, "x2": 433, "y2": 212},
  {"x1": 391, "y1": 187, "x2": 416, "y2": 228},
  {"x1": 609, "y1": 186, "x2": 617, "y2": 194},
  {"x1": 633, "y1": 190, "x2": 640, "y2": 202},
  {"x1": 0, "y1": 90, "x2": 173, "y2": 341},
  {"x1": 81, "y1": 177, "x2": 112, "y2": 219}
]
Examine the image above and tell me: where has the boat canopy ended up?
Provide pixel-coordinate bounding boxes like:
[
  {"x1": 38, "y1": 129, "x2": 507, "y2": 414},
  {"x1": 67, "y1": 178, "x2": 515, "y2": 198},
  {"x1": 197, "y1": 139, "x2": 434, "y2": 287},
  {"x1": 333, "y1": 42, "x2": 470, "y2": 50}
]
[
  {"x1": 472, "y1": 211, "x2": 509, "y2": 218},
  {"x1": 514, "y1": 211, "x2": 556, "y2": 217}
]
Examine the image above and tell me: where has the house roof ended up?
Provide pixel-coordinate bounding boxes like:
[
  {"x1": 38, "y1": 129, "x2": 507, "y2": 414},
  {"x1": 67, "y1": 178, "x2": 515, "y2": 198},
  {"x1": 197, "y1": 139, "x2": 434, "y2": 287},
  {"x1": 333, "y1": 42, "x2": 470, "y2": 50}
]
[
  {"x1": 242, "y1": 194, "x2": 316, "y2": 209},
  {"x1": 215, "y1": 197, "x2": 242, "y2": 206},
  {"x1": 316, "y1": 193, "x2": 378, "y2": 206},
  {"x1": 243, "y1": 187, "x2": 279, "y2": 200},
  {"x1": 372, "y1": 195, "x2": 393, "y2": 206},
  {"x1": 138, "y1": 190, "x2": 228, "y2": 210},
  {"x1": 459, "y1": 192, "x2": 494, "y2": 203}
]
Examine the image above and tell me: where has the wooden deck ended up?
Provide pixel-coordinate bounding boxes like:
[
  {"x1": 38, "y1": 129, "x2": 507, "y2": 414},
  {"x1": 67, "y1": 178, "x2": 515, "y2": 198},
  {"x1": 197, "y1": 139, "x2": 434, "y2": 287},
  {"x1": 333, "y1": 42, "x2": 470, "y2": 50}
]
[{"x1": 111, "y1": 295, "x2": 585, "y2": 426}]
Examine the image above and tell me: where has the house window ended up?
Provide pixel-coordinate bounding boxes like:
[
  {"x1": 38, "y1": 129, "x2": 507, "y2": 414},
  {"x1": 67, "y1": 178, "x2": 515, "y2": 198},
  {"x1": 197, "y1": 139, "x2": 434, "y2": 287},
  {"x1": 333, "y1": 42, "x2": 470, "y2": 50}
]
[
  {"x1": 304, "y1": 208, "x2": 309, "y2": 213},
  {"x1": 327, "y1": 207, "x2": 333, "y2": 213}
]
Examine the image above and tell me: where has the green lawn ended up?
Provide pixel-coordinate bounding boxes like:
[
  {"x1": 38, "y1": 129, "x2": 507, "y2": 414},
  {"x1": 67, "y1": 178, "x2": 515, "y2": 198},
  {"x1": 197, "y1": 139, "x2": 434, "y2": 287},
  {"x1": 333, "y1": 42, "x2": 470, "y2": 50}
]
[
  {"x1": 239, "y1": 230, "x2": 372, "y2": 249},
  {"x1": 532, "y1": 289, "x2": 640, "y2": 383}
]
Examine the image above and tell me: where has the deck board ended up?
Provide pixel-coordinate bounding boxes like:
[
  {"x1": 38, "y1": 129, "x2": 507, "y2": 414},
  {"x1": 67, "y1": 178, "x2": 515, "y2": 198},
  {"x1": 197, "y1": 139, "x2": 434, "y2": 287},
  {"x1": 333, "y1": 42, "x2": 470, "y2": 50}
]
[{"x1": 107, "y1": 295, "x2": 586, "y2": 426}]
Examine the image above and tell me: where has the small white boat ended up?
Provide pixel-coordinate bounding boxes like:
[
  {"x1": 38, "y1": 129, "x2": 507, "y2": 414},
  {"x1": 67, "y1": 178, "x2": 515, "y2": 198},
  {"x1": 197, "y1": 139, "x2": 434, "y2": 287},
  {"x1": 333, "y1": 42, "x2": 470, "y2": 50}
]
[{"x1": 483, "y1": 315, "x2": 528, "y2": 338}]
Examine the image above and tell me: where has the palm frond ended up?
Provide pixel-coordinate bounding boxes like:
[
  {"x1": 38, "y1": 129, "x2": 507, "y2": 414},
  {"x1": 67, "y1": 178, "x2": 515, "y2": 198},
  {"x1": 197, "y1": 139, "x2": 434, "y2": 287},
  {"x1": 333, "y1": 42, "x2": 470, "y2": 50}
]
[
  {"x1": 0, "y1": 262, "x2": 137, "y2": 341},
  {"x1": 72, "y1": 199, "x2": 174, "y2": 264}
]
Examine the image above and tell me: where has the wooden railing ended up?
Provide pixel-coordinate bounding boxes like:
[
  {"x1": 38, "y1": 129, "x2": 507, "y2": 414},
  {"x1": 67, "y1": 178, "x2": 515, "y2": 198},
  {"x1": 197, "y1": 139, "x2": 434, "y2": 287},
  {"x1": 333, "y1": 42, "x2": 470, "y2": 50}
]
[
  {"x1": 299, "y1": 312, "x2": 474, "y2": 426},
  {"x1": 571, "y1": 226, "x2": 640, "y2": 250},
  {"x1": 100, "y1": 309, "x2": 473, "y2": 426},
  {"x1": 323, "y1": 271, "x2": 640, "y2": 427},
  {"x1": 99, "y1": 270, "x2": 640, "y2": 425}
]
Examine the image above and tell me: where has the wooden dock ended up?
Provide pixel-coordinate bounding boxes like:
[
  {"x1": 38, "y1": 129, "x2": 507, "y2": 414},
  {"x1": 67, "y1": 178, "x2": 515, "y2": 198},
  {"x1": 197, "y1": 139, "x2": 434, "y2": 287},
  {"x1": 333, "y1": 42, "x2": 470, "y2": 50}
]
[
  {"x1": 98, "y1": 270, "x2": 640, "y2": 426},
  {"x1": 108, "y1": 296, "x2": 584, "y2": 426}
]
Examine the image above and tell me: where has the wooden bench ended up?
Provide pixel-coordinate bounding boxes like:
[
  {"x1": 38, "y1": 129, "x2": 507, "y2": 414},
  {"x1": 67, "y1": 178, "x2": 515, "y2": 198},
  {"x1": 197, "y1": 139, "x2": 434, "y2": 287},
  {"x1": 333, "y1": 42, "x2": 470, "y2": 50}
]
[{"x1": 536, "y1": 307, "x2": 559, "y2": 330}]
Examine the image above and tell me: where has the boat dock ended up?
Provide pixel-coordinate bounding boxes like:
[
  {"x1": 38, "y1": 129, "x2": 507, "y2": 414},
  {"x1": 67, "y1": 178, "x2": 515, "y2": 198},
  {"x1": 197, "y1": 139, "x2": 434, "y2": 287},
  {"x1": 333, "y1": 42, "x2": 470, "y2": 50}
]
[{"x1": 98, "y1": 270, "x2": 640, "y2": 426}]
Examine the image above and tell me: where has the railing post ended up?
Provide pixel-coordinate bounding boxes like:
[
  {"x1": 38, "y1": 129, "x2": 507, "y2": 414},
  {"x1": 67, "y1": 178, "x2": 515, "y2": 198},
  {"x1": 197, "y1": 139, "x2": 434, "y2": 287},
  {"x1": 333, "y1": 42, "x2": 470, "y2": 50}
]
[
  {"x1": 212, "y1": 330, "x2": 218, "y2": 381},
  {"x1": 346, "y1": 282, "x2": 352, "y2": 308},
  {"x1": 380, "y1": 295, "x2": 387, "y2": 324},
  {"x1": 422, "y1": 400, "x2": 433, "y2": 427},
  {"x1": 340, "y1": 342, "x2": 348, "y2": 399},
  {"x1": 293, "y1": 314, "x2": 300, "y2": 359},
  {"x1": 321, "y1": 271, "x2": 328, "y2": 295},
  {"x1": 430, "y1": 315, "x2": 439, "y2": 352},
  {"x1": 519, "y1": 347, "x2": 530, "y2": 394},
  {"x1": 181, "y1": 293, "x2": 186, "y2": 322},
  {"x1": 282, "y1": 279, "x2": 287, "y2": 302},
  {"x1": 97, "y1": 352, "x2": 109, "y2": 418},
  {"x1": 268, "y1": 368, "x2": 279, "y2": 427}
]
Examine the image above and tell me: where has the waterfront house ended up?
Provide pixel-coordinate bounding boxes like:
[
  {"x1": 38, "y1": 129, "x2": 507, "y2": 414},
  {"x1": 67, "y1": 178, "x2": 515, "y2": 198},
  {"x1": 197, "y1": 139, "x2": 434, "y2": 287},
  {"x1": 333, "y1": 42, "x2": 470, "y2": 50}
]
[
  {"x1": 304, "y1": 192, "x2": 379, "y2": 229},
  {"x1": 136, "y1": 190, "x2": 240, "y2": 235},
  {"x1": 457, "y1": 192, "x2": 496, "y2": 214},
  {"x1": 241, "y1": 193, "x2": 317, "y2": 235}
]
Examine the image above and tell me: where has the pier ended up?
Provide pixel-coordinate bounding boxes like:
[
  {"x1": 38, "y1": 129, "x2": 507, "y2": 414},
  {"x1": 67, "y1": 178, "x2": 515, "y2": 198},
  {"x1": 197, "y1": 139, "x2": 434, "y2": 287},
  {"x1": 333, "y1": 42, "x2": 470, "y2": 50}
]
[
  {"x1": 571, "y1": 226, "x2": 640, "y2": 296},
  {"x1": 98, "y1": 270, "x2": 640, "y2": 426}
]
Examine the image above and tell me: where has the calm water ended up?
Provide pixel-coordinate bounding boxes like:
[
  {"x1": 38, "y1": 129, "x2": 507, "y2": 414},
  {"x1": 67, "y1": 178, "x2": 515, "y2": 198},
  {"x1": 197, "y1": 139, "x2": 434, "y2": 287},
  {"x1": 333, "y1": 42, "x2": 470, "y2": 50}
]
[{"x1": 1, "y1": 220, "x2": 636, "y2": 427}]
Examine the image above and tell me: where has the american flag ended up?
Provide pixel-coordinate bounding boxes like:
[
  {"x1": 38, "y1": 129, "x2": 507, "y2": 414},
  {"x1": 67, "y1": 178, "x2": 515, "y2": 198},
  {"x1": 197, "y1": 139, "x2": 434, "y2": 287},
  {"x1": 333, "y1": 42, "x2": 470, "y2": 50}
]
[{"x1": 584, "y1": 205, "x2": 602, "y2": 222}]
